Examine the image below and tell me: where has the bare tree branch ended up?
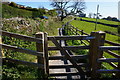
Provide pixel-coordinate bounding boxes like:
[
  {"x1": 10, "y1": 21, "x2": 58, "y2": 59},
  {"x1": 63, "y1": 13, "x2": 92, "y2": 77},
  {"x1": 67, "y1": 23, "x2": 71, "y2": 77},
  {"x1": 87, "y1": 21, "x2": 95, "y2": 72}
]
[{"x1": 50, "y1": 0, "x2": 86, "y2": 21}]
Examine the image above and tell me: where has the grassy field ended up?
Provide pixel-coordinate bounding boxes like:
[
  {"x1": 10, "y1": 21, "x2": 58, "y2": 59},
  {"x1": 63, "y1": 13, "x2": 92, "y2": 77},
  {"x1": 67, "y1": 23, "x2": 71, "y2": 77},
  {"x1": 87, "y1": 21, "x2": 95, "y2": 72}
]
[
  {"x1": 80, "y1": 17, "x2": 119, "y2": 25},
  {"x1": 70, "y1": 19, "x2": 119, "y2": 43}
]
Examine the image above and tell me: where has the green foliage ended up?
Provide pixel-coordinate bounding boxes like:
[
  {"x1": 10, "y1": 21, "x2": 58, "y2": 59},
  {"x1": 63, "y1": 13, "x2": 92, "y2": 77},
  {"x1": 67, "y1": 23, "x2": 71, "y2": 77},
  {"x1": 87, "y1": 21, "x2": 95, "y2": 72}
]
[
  {"x1": 2, "y1": 4, "x2": 47, "y2": 18},
  {"x1": 2, "y1": 4, "x2": 32, "y2": 18},
  {"x1": 48, "y1": 9, "x2": 57, "y2": 16},
  {"x1": 9, "y1": 2, "x2": 18, "y2": 8}
]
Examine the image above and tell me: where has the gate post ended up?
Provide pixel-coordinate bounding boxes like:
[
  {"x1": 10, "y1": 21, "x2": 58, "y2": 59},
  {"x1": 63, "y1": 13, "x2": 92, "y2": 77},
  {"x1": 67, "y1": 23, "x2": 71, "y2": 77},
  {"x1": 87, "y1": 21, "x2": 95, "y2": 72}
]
[
  {"x1": 35, "y1": 32, "x2": 45, "y2": 79},
  {"x1": 89, "y1": 31, "x2": 105, "y2": 79},
  {"x1": 43, "y1": 32, "x2": 49, "y2": 76},
  {"x1": 116, "y1": 61, "x2": 120, "y2": 78}
]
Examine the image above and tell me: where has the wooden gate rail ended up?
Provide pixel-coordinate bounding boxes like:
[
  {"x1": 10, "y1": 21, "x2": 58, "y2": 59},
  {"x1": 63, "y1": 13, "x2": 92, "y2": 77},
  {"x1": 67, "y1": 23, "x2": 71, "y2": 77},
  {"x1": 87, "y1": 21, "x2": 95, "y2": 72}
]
[
  {"x1": 99, "y1": 46, "x2": 120, "y2": 50},
  {"x1": 96, "y1": 45, "x2": 120, "y2": 78},
  {"x1": 97, "y1": 69, "x2": 120, "y2": 73},
  {"x1": 1, "y1": 44, "x2": 43, "y2": 57},
  {"x1": 49, "y1": 55, "x2": 88, "y2": 60},
  {"x1": 3, "y1": 58, "x2": 44, "y2": 69},
  {"x1": 105, "y1": 40, "x2": 120, "y2": 46},
  {"x1": 98, "y1": 58, "x2": 120, "y2": 62},
  {"x1": 1, "y1": 30, "x2": 42, "y2": 43},
  {"x1": 105, "y1": 50, "x2": 120, "y2": 58},
  {"x1": 48, "y1": 46, "x2": 90, "y2": 51},
  {"x1": 48, "y1": 35, "x2": 95, "y2": 40}
]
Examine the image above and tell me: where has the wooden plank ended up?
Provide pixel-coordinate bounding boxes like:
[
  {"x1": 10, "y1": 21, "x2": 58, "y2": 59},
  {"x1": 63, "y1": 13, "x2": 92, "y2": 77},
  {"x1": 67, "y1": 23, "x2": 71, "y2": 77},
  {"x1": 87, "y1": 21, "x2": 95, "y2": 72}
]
[
  {"x1": 49, "y1": 63, "x2": 87, "y2": 69},
  {"x1": 98, "y1": 58, "x2": 120, "y2": 62},
  {"x1": 3, "y1": 58, "x2": 44, "y2": 69},
  {"x1": 1, "y1": 44, "x2": 43, "y2": 57},
  {"x1": 105, "y1": 40, "x2": 120, "y2": 46},
  {"x1": 50, "y1": 37, "x2": 85, "y2": 79},
  {"x1": 49, "y1": 72, "x2": 80, "y2": 76},
  {"x1": 49, "y1": 55, "x2": 88, "y2": 60},
  {"x1": 97, "y1": 69, "x2": 120, "y2": 73},
  {"x1": 48, "y1": 36, "x2": 95, "y2": 40},
  {"x1": 2, "y1": 30, "x2": 42, "y2": 43},
  {"x1": 48, "y1": 46, "x2": 89, "y2": 51},
  {"x1": 105, "y1": 50, "x2": 120, "y2": 58},
  {"x1": 99, "y1": 46, "x2": 120, "y2": 50}
]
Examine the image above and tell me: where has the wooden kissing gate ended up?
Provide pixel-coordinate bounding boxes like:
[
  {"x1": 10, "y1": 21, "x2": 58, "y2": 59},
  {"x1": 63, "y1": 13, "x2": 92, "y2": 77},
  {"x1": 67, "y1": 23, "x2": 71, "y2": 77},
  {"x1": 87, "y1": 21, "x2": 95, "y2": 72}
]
[{"x1": 1, "y1": 30, "x2": 120, "y2": 79}]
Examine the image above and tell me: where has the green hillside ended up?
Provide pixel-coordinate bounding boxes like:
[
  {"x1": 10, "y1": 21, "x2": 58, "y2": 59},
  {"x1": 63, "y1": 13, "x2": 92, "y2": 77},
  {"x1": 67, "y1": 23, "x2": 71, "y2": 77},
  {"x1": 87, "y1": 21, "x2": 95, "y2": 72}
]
[
  {"x1": 2, "y1": 4, "x2": 33, "y2": 18},
  {"x1": 81, "y1": 17, "x2": 118, "y2": 25},
  {"x1": 2, "y1": 4, "x2": 50, "y2": 18},
  {"x1": 70, "y1": 18, "x2": 119, "y2": 43}
]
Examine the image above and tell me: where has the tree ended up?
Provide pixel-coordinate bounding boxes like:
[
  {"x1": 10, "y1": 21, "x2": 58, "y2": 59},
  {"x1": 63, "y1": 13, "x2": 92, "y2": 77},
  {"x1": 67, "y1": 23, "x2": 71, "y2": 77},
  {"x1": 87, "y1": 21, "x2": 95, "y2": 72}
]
[
  {"x1": 48, "y1": 9, "x2": 57, "y2": 16},
  {"x1": 50, "y1": 0, "x2": 85, "y2": 21},
  {"x1": 9, "y1": 2, "x2": 17, "y2": 8},
  {"x1": 93, "y1": 13, "x2": 96, "y2": 18},
  {"x1": 88, "y1": 13, "x2": 93, "y2": 18},
  {"x1": 93, "y1": 13, "x2": 102, "y2": 19}
]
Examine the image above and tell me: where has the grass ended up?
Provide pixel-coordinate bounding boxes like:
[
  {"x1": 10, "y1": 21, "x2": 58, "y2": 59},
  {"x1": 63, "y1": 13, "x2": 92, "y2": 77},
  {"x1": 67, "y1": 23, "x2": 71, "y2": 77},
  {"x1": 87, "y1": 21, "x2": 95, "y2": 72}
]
[
  {"x1": 71, "y1": 20, "x2": 119, "y2": 43},
  {"x1": 2, "y1": 4, "x2": 32, "y2": 18},
  {"x1": 80, "y1": 17, "x2": 119, "y2": 25}
]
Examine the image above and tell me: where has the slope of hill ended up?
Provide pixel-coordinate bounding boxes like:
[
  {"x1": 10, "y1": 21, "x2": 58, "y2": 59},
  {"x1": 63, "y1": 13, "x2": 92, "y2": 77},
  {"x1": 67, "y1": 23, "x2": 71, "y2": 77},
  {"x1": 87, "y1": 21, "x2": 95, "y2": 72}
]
[
  {"x1": 2, "y1": 4, "x2": 33, "y2": 18},
  {"x1": 71, "y1": 17, "x2": 119, "y2": 43}
]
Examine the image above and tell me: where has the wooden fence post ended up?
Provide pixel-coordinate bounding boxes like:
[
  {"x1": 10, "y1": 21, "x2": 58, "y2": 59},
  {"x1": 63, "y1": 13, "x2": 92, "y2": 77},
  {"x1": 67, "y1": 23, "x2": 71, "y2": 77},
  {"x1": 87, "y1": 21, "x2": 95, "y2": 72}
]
[
  {"x1": 76, "y1": 29, "x2": 78, "y2": 35},
  {"x1": 116, "y1": 28, "x2": 120, "y2": 78},
  {"x1": 0, "y1": 34, "x2": 2, "y2": 80},
  {"x1": 116, "y1": 58, "x2": 120, "y2": 78},
  {"x1": 89, "y1": 31, "x2": 106, "y2": 79},
  {"x1": 35, "y1": 32, "x2": 45, "y2": 79},
  {"x1": 43, "y1": 32, "x2": 49, "y2": 76},
  {"x1": 81, "y1": 30, "x2": 83, "y2": 44}
]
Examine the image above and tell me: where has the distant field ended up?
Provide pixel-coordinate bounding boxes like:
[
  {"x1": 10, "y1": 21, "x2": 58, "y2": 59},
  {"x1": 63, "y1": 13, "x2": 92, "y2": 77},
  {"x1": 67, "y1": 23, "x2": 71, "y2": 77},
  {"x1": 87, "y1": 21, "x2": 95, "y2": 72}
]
[
  {"x1": 70, "y1": 19, "x2": 119, "y2": 43},
  {"x1": 79, "y1": 17, "x2": 119, "y2": 25}
]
